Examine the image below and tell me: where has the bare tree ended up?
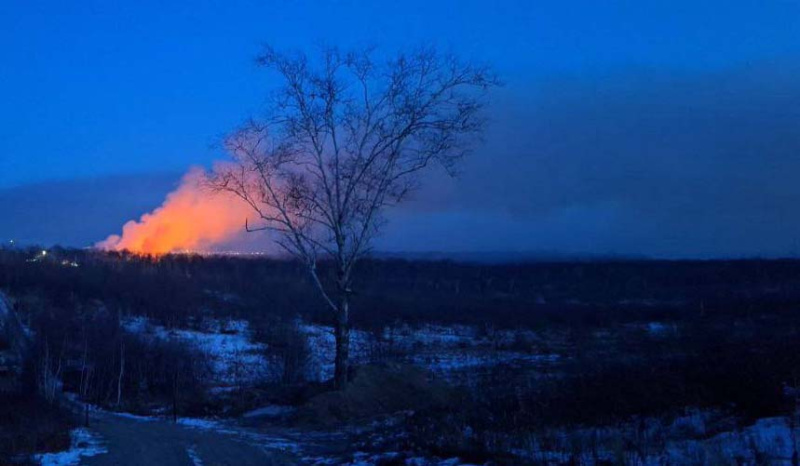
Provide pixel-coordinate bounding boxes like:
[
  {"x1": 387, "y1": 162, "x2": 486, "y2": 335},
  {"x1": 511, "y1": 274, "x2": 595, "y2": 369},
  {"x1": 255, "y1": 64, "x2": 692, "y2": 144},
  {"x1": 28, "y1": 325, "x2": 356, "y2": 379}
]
[
  {"x1": 210, "y1": 45, "x2": 498, "y2": 389},
  {"x1": 116, "y1": 340, "x2": 125, "y2": 406}
]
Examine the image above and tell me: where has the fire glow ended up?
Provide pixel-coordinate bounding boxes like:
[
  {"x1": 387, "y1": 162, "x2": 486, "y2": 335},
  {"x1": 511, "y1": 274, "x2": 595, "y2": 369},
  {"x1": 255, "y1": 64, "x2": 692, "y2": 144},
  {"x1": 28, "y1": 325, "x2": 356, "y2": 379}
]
[{"x1": 97, "y1": 168, "x2": 254, "y2": 255}]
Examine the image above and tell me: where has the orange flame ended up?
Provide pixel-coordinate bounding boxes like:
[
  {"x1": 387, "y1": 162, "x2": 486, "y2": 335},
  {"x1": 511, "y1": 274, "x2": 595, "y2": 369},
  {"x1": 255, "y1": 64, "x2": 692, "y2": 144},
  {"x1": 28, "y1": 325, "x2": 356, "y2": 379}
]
[{"x1": 97, "y1": 168, "x2": 255, "y2": 255}]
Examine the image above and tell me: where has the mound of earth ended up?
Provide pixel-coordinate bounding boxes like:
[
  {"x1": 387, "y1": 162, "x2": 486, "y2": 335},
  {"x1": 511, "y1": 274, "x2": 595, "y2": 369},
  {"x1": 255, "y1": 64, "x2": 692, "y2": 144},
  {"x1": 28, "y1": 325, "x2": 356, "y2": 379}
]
[{"x1": 294, "y1": 364, "x2": 455, "y2": 426}]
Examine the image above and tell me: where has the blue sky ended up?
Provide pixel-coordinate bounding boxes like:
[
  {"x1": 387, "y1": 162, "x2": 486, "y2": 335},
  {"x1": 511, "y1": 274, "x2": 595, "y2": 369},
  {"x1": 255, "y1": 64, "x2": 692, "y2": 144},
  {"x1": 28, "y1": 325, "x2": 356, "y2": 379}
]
[
  {"x1": 2, "y1": 0, "x2": 799, "y2": 188},
  {"x1": 2, "y1": 1, "x2": 800, "y2": 256}
]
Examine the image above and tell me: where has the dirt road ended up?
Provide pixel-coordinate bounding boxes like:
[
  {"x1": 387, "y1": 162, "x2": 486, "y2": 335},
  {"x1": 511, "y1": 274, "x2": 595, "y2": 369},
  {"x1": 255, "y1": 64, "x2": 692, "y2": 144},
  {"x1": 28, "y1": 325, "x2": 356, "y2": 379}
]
[{"x1": 79, "y1": 410, "x2": 303, "y2": 466}]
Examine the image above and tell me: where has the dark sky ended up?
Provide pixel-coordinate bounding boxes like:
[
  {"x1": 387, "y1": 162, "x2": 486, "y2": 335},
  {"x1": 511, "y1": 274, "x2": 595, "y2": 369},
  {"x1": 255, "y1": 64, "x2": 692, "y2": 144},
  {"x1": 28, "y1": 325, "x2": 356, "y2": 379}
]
[{"x1": 2, "y1": 1, "x2": 800, "y2": 257}]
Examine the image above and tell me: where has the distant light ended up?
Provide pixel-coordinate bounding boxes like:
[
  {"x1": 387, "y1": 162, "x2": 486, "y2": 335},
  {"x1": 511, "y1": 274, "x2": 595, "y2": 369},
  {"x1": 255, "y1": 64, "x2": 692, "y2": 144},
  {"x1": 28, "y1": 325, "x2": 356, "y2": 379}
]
[{"x1": 41, "y1": 250, "x2": 47, "y2": 256}]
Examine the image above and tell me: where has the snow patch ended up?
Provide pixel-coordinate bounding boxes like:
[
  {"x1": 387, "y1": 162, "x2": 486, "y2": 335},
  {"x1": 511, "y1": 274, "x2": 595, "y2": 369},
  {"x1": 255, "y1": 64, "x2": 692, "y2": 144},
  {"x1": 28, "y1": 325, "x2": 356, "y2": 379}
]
[
  {"x1": 123, "y1": 316, "x2": 270, "y2": 387},
  {"x1": 35, "y1": 428, "x2": 107, "y2": 466},
  {"x1": 111, "y1": 411, "x2": 157, "y2": 422},
  {"x1": 242, "y1": 405, "x2": 296, "y2": 419},
  {"x1": 124, "y1": 317, "x2": 558, "y2": 386},
  {"x1": 176, "y1": 416, "x2": 304, "y2": 453},
  {"x1": 177, "y1": 417, "x2": 221, "y2": 430},
  {"x1": 186, "y1": 445, "x2": 204, "y2": 466}
]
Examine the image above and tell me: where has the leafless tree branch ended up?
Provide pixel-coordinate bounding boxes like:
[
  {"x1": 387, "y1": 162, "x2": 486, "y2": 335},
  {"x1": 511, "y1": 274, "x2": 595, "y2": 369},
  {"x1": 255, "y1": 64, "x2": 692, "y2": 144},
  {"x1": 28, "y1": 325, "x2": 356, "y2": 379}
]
[{"x1": 207, "y1": 45, "x2": 498, "y2": 388}]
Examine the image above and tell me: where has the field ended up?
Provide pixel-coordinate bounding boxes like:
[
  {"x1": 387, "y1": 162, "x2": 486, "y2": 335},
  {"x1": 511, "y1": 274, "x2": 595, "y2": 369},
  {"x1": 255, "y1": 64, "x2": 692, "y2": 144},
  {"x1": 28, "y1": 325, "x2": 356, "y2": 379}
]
[{"x1": 4, "y1": 246, "x2": 800, "y2": 464}]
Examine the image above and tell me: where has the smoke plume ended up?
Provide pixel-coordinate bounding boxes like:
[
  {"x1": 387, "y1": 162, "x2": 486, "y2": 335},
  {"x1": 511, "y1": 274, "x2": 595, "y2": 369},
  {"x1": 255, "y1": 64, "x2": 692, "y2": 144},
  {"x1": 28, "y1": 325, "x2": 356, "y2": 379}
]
[{"x1": 96, "y1": 168, "x2": 254, "y2": 254}]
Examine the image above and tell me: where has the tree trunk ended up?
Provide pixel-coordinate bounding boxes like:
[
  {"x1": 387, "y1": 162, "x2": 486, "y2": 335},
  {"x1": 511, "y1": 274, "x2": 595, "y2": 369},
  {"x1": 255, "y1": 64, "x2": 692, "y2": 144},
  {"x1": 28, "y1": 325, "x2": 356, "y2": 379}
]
[
  {"x1": 172, "y1": 371, "x2": 178, "y2": 423},
  {"x1": 116, "y1": 342, "x2": 125, "y2": 406},
  {"x1": 333, "y1": 295, "x2": 350, "y2": 390}
]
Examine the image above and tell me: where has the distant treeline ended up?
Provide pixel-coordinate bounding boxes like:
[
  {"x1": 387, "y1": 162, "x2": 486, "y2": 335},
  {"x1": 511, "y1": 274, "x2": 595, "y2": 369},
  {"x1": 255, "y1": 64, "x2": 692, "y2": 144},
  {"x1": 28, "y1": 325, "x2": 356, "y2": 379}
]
[{"x1": 3, "y1": 246, "x2": 800, "y2": 330}]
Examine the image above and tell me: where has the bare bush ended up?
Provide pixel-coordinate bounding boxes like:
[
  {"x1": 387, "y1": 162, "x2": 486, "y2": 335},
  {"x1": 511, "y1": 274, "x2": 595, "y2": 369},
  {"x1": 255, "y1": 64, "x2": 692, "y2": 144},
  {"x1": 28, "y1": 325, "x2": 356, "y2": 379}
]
[{"x1": 261, "y1": 318, "x2": 311, "y2": 385}]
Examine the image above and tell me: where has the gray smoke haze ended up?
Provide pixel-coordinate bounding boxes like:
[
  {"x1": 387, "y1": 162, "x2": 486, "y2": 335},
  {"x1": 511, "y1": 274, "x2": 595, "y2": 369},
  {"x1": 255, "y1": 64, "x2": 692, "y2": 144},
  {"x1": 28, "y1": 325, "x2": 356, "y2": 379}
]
[
  {"x1": 381, "y1": 59, "x2": 800, "y2": 258},
  {"x1": 4, "y1": 60, "x2": 800, "y2": 257}
]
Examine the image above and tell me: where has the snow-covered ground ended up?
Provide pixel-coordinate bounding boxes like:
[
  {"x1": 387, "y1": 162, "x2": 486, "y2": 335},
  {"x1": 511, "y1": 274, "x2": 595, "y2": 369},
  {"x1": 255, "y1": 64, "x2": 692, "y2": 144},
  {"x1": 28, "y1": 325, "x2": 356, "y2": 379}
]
[
  {"x1": 378, "y1": 324, "x2": 559, "y2": 383},
  {"x1": 34, "y1": 428, "x2": 107, "y2": 466},
  {"x1": 668, "y1": 416, "x2": 799, "y2": 464},
  {"x1": 242, "y1": 405, "x2": 296, "y2": 419},
  {"x1": 45, "y1": 395, "x2": 800, "y2": 466},
  {"x1": 301, "y1": 324, "x2": 371, "y2": 382},
  {"x1": 313, "y1": 412, "x2": 800, "y2": 465},
  {"x1": 508, "y1": 411, "x2": 800, "y2": 465},
  {"x1": 327, "y1": 452, "x2": 466, "y2": 466},
  {"x1": 303, "y1": 323, "x2": 559, "y2": 382},
  {"x1": 185, "y1": 444, "x2": 203, "y2": 466},
  {"x1": 174, "y1": 416, "x2": 306, "y2": 453},
  {"x1": 122, "y1": 316, "x2": 560, "y2": 388},
  {"x1": 123, "y1": 316, "x2": 272, "y2": 387}
]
